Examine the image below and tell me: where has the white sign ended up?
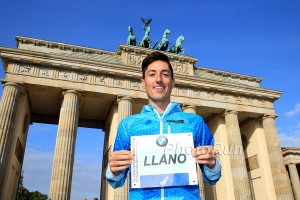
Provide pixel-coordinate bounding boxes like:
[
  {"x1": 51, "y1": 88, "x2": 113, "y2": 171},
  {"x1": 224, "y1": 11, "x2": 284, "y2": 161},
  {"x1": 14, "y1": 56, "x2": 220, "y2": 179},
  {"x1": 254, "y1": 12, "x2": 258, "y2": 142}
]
[{"x1": 131, "y1": 133, "x2": 198, "y2": 188}]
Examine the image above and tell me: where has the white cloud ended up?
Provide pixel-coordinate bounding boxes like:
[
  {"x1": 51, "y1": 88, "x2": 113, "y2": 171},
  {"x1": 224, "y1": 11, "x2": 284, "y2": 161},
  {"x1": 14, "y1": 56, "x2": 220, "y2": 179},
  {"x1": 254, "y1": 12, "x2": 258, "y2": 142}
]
[
  {"x1": 278, "y1": 127, "x2": 300, "y2": 148},
  {"x1": 285, "y1": 103, "x2": 300, "y2": 117}
]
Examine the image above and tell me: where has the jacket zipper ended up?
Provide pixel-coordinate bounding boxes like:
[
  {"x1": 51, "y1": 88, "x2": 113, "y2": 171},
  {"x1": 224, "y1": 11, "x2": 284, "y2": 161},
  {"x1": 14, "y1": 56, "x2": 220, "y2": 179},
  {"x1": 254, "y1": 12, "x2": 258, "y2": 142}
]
[{"x1": 153, "y1": 103, "x2": 172, "y2": 200}]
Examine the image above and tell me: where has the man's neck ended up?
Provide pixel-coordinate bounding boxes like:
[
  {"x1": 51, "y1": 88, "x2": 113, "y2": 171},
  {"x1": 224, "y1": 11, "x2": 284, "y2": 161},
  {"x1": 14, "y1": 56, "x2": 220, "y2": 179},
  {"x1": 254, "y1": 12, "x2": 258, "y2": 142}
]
[{"x1": 149, "y1": 100, "x2": 171, "y2": 114}]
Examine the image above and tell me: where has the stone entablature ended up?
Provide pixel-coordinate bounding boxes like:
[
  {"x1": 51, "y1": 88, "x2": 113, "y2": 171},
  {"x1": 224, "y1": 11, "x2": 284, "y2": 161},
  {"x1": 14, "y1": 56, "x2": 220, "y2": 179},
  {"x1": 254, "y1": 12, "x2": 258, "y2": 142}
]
[
  {"x1": 195, "y1": 67, "x2": 262, "y2": 88},
  {"x1": 0, "y1": 36, "x2": 282, "y2": 115},
  {"x1": 117, "y1": 44, "x2": 197, "y2": 77},
  {"x1": 13, "y1": 36, "x2": 266, "y2": 88},
  {"x1": 3, "y1": 61, "x2": 276, "y2": 115},
  {"x1": 282, "y1": 147, "x2": 300, "y2": 165}
]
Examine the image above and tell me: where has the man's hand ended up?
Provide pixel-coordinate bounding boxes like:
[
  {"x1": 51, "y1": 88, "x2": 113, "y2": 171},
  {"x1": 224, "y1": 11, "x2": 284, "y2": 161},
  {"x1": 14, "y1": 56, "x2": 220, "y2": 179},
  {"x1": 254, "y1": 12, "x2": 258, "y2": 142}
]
[
  {"x1": 109, "y1": 150, "x2": 134, "y2": 175},
  {"x1": 192, "y1": 146, "x2": 216, "y2": 169}
]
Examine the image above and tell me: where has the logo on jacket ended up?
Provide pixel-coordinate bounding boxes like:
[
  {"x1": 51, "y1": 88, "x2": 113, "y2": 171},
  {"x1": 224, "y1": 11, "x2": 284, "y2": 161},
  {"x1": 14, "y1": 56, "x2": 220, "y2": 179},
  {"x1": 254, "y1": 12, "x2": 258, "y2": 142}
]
[
  {"x1": 167, "y1": 120, "x2": 184, "y2": 124},
  {"x1": 156, "y1": 135, "x2": 168, "y2": 147}
]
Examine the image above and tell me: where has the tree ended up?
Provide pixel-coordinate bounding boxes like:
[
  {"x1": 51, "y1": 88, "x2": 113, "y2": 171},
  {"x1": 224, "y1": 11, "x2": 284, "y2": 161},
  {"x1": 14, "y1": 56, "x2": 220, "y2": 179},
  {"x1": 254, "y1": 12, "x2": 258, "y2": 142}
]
[
  {"x1": 16, "y1": 171, "x2": 48, "y2": 200},
  {"x1": 17, "y1": 185, "x2": 48, "y2": 200}
]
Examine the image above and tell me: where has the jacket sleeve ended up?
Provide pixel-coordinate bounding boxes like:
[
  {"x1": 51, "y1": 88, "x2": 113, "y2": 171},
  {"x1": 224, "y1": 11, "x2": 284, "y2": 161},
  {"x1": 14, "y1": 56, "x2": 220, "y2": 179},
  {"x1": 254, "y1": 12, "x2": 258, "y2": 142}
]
[
  {"x1": 106, "y1": 120, "x2": 131, "y2": 188},
  {"x1": 201, "y1": 158, "x2": 222, "y2": 185},
  {"x1": 195, "y1": 117, "x2": 222, "y2": 185}
]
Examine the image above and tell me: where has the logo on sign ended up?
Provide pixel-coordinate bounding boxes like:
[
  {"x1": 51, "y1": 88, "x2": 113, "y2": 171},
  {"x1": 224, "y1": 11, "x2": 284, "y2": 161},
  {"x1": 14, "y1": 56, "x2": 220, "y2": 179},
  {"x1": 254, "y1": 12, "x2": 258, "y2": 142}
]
[{"x1": 156, "y1": 135, "x2": 168, "y2": 147}]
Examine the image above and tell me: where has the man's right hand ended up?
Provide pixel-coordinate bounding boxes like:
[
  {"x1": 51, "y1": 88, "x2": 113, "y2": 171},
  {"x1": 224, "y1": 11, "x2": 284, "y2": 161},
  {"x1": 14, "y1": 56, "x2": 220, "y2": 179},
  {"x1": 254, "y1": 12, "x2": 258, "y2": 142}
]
[{"x1": 109, "y1": 150, "x2": 134, "y2": 175}]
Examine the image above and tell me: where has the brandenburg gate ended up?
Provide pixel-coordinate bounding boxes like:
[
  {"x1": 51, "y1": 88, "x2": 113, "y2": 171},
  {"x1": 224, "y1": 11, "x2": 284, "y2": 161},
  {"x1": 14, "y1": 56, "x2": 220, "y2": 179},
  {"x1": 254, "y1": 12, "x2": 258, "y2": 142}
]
[{"x1": 0, "y1": 36, "x2": 295, "y2": 199}]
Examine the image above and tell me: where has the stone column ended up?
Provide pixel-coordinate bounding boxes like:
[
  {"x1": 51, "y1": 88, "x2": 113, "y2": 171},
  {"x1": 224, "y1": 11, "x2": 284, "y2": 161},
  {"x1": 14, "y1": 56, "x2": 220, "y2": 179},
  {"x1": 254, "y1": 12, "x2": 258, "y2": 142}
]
[
  {"x1": 117, "y1": 96, "x2": 132, "y2": 120},
  {"x1": 182, "y1": 105, "x2": 197, "y2": 114},
  {"x1": 262, "y1": 114, "x2": 294, "y2": 199},
  {"x1": 288, "y1": 164, "x2": 300, "y2": 200},
  {"x1": 182, "y1": 105, "x2": 206, "y2": 199},
  {"x1": 114, "y1": 96, "x2": 132, "y2": 200},
  {"x1": 49, "y1": 90, "x2": 81, "y2": 200},
  {"x1": 224, "y1": 110, "x2": 252, "y2": 199},
  {"x1": 0, "y1": 82, "x2": 24, "y2": 199}
]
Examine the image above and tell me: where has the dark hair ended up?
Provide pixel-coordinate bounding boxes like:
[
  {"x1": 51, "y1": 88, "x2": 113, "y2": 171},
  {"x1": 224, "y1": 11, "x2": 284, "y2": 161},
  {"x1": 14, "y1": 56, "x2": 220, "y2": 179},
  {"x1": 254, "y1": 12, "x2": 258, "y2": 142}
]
[{"x1": 141, "y1": 51, "x2": 174, "y2": 79}]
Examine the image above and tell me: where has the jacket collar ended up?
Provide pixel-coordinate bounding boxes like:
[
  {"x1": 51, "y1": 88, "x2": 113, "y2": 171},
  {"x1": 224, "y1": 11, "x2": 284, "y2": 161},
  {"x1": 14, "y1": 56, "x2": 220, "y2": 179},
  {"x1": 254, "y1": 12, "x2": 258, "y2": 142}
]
[{"x1": 141, "y1": 102, "x2": 182, "y2": 118}]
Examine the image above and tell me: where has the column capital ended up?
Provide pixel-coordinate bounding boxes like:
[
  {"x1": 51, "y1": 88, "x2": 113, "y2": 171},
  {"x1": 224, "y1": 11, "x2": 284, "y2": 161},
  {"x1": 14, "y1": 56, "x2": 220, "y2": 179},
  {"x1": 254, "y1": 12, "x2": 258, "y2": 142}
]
[
  {"x1": 182, "y1": 104, "x2": 197, "y2": 114},
  {"x1": 262, "y1": 113, "x2": 278, "y2": 120},
  {"x1": 117, "y1": 96, "x2": 133, "y2": 103},
  {"x1": 3, "y1": 82, "x2": 25, "y2": 93},
  {"x1": 62, "y1": 89, "x2": 82, "y2": 98},
  {"x1": 182, "y1": 104, "x2": 197, "y2": 109},
  {"x1": 224, "y1": 109, "x2": 239, "y2": 115}
]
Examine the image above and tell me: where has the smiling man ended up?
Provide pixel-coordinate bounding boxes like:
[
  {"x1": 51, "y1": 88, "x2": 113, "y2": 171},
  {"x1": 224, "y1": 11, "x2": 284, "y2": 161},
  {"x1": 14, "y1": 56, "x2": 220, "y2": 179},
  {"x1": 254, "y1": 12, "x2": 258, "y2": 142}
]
[{"x1": 106, "y1": 51, "x2": 221, "y2": 200}]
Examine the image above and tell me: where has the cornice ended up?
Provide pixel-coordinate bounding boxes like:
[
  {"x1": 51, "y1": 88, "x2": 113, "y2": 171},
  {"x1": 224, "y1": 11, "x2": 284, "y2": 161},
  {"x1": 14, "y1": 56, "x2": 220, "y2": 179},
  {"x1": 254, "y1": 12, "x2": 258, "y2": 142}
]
[
  {"x1": 15, "y1": 36, "x2": 116, "y2": 56},
  {"x1": 176, "y1": 73, "x2": 282, "y2": 100},
  {"x1": 0, "y1": 46, "x2": 282, "y2": 101},
  {"x1": 195, "y1": 66, "x2": 262, "y2": 84},
  {"x1": 0, "y1": 46, "x2": 141, "y2": 78},
  {"x1": 282, "y1": 147, "x2": 300, "y2": 154}
]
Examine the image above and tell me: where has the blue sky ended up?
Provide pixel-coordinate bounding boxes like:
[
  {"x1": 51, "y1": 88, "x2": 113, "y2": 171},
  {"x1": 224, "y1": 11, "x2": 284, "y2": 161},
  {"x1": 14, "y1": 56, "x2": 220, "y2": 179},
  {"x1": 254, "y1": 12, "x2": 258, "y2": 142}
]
[{"x1": 0, "y1": 0, "x2": 300, "y2": 199}]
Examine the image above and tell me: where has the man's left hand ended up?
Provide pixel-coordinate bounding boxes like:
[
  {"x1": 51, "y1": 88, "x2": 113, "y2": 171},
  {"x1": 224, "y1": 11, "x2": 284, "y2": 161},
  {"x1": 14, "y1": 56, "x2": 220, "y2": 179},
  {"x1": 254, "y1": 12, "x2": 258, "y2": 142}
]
[{"x1": 192, "y1": 145, "x2": 216, "y2": 169}]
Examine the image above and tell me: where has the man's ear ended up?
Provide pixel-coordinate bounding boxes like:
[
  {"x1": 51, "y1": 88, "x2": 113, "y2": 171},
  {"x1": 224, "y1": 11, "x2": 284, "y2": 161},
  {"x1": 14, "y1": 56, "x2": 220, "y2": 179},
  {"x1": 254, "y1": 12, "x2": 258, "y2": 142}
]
[
  {"x1": 141, "y1": 79, "x2": 145, "y2": 89},
  {"x1": 172, "y1": 79, "x2": 175, "y2": 88}
]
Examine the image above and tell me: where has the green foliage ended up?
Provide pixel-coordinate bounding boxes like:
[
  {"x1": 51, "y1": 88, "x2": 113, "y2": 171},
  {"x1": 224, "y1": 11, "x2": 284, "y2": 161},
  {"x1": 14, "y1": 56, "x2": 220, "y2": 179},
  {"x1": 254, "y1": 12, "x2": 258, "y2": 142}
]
[{"x1": 17, "y1": 186, "x2": 48, "y2": 200}]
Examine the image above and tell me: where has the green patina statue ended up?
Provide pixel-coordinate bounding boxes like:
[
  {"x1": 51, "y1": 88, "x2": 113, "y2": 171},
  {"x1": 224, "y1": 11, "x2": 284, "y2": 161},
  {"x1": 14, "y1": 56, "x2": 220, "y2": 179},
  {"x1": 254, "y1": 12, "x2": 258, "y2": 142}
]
[
  {"x1": 168, "y1": 35, "x2": 185, "y2": 54},
  {"x1": 154, "y1": 29, "x2": 171, "y2": 51},
  {"x1": 138, "y1": 25, "x2": 151, "y2": 48},
  {"x1": 141, "y1": 17, "x2": 152, "y2": 31},
  {"x1": 127, "y1": 24, "x2": 136, "y2": 46},
  {"x1": 126, "y1": 18, "x2": 185, "y2": 54}
]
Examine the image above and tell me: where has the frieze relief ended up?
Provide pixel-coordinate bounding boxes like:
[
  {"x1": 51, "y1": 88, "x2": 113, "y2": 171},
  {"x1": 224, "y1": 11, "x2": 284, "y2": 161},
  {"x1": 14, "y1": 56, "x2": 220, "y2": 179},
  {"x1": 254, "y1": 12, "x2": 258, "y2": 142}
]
[
  {"x1": 172, "y1": 62, "x2": 189, "y2": 75},
  {"x1": 10, "y1": 62, "x2": 273, "y2": 109},
  {"x1": 208, "y1": 91, "x2": 216, "y2": 100},
  {"x1": 126, "y1": 54, "x2": 190, "y2": 75},
  {"x1": 178, "y1": 87, "x2": 188, "y2": 96},
  {"x1": 78, "y1": 73, "x2": 89, "y2": 82},
  {"x1": 185, "y1": 88, "x2": 273, "y2": 109},
  {"x1": 194, "y1": 90, "x2": 201, "y2": 97},
  {"x1": 59, "y1": 70, "x2": 72, "y2": 80},
  {"x1": 114, "y1": 79, "x2": 124, "y2": 87},
  {"x1": 40, "y1": 68, "x2": 52, "y2": 77},
  {"x1": 131, "y1": 81, "x2": 141, "y2": 90},
  {"x1": 223, "y1": 94, "x2": 230, "y2": 102},
  {"x1": 127, "y1": 53, "x2": 144, "y2": 66},
  {"x1": 19, "y1": 65, "x2": 32, "y2": 75},
  {"x1": 236, "y1": 96, "x2": 242, "y2": 104},
  {"x1": 96, "y1": 75, "x2": 106, "y2": 85}
]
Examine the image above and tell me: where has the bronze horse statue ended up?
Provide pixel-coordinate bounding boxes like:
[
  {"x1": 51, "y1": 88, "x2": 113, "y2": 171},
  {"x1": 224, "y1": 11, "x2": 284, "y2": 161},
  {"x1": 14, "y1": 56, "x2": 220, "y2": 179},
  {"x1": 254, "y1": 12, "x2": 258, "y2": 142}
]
[
  {"x1": 155, "y1": 29, "x2": 171, "y2": 51},
  {"x1": 169, "y1": 35, "x2": 185, "y2": 54},
  {"x1": 127, "y1": 24, "x2": 136, "y2": 46},
  {"x1": 138, "y1": 25, "x2": 151, "y2": 48}
]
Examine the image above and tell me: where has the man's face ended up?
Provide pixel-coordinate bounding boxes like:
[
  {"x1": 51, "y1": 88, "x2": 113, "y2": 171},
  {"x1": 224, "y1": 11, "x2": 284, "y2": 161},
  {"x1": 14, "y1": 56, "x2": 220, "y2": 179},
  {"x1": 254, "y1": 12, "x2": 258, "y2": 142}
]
[{"x1": 141, "y1": 60, "x2": 175, "y2": 105}]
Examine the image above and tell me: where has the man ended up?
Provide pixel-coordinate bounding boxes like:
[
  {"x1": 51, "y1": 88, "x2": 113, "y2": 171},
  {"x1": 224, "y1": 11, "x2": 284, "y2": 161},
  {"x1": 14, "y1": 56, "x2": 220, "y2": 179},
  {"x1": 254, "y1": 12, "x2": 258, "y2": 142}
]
[{"x1": 106, "y1": 51, "x2": 221, "y2": 199}]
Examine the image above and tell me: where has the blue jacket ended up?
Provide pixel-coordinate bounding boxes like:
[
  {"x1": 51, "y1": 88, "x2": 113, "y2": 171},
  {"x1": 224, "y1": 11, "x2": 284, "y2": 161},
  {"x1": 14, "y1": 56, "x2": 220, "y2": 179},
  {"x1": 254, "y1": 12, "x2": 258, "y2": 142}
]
[{"x1": 106, "y1": 102, "x2": 221, "y2": 200}]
